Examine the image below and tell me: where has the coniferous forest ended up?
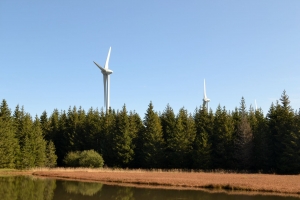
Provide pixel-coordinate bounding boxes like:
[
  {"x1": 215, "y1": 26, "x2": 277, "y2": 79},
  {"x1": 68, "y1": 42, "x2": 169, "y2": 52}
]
[{"x1": 0, "y1": 90, "x2": 300, "y2": 174}]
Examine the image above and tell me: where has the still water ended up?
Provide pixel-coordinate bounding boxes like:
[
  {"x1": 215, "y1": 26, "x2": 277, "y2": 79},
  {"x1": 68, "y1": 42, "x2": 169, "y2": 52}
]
[{"x1": 0, "y1": 176, "x2": 299, "y2": 200}]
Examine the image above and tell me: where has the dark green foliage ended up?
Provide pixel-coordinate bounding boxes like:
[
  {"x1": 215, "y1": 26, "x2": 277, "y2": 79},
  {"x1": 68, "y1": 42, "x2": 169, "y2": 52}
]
[
  {"x1": 234, "y1": 116, "x2": 253, "y2": 170},
  {"x1": 100, "y1": 109, "x2": 116, "y2": 166},
  {"x1": 79, "y1": 150, "x2": 104, "y2": 168},
  {"x1": 140, "y1": 102, "x2": 165, "y2": 168},
  {"x1": 111, "y1": 105, "x2": 134, "y2": 167},
  {"x1": 267, "y1": 91, "x2": 300, "y2": 174},
  {"x1": 1, "y1": 90, "x2": 300, "y2": 173},
  {"x1": 32, "y1": 116, "x2": 47, "y2": 167},
  {"x1": 129, "y1": 111, "x2": 144, "y2": 168},
  {"x1": 64, "y1": 150, "x2": 104, "y2": 168},
  {"x1": 172, "y1": 108, "x2": 196, "y2": 168},
  {"x1": 0, "y1": 100, "x2": 19, "y2": 168},
  {"x1": 192, "y1": 107, "x2": 212, "y2": 169},
  {"x1": 160, "y1": 104, "x2": 176, "y2": 168},
  {"x1": 211, "y1": 105, "x2": 234, "y2": 169},
  {"x1": 63, "y1": 151, "x2": 81, "y2": 167},
  {"x1": 45, "y1": 141, "x2": 57, "y2": 168}
]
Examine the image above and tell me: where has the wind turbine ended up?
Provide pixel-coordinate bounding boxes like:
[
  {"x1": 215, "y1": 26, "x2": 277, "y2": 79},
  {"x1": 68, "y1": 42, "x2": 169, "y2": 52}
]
[
  {"x1": 255, "y1": 99, "x2": 258, "y2": 111},
  {"x1": 203, "y1": 79, "x2": 210, "y2": 112},
  {"x1": 93, "y1": 47, "x2": 113, "y2": 112}
]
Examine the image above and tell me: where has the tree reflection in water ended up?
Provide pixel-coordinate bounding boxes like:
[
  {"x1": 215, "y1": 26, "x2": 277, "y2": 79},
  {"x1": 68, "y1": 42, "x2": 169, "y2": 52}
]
[
  {"x1": 0, "y1": 176, "x2": 56, "y2": 200},
  {"x1": 62, "y1": 180, "x2": 103, "y2": 196},
  {"x1": 1, "y1": 176, "x2": 300, "y2": 200}
]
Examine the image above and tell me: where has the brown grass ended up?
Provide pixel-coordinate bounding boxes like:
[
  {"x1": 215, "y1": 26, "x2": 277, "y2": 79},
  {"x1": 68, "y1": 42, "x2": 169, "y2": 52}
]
[{"x1": 22, "y1": 168, "x2": 300, "y2": 196}]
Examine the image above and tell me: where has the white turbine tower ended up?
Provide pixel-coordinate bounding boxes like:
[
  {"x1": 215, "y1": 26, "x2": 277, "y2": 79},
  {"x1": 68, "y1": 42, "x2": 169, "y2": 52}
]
[
  {"x1": 203, "y1": 79, "x2": 210, "y2": 112},
  {"x1": 255, "y1": 99, "x2": 258, "y2": 111},
  {"x1": 93, "y1": 47, "x2": 113, "y2": 112}
]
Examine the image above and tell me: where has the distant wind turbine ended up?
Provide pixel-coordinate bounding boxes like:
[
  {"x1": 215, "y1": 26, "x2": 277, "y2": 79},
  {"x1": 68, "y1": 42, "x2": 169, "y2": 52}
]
[
  {"x1": 203, "y1": 79, "x2": 210, "y2": 112},
  {"x1": 93, "y1": 47, "x2": 113, "y2": 112},
  {"x1": 255, "y1": 99, "x2": 258, "y2": 111}
]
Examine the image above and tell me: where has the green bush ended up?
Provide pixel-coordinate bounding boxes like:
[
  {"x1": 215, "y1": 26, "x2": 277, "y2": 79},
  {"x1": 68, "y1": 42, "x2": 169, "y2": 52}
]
[
  {"x1": 63, "y1": 151, "x2": 81, "y2": 167},
  {"x1": 63, "y1": 150, "x2": 104, "y2": 168}
]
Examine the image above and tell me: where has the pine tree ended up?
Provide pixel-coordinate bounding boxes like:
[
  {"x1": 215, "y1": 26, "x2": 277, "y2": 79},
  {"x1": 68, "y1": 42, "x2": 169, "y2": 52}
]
[
  {"x1": 48, "y1": 109, "x2": 64, "y2": 166},
  {"x1": 211, "y1": 105, "x2": 234, "y2": 169},
  {"x1": 0, "y1": 100, "x2": 19, "y2": 168},
  {"x1": 250, "y1": 107, "x2": 270, "y2": 171},
  {"x1": 172, "y1": 108, "x2": 196, "y2": 168},
  {"x1": 129, "y1": 111, "x2": 144, "y2": 168},
  {"x1": 192, "y1": 106, "x2": 212, "y2": 169},
  {"x1": 84, "y1": 108, "x2": 102, "y2": 153},
  {"x1": 66, "y1": 106, "x2": 80, "y2": 152},
  {"x1": 45, "y1": 141, "x2": 57, "y2": 168},
  {"x1": 32, "y1": 116, "x2": 47, "y2": 167},
  {"x1": 234, "y1": 117, "x2": 253, "y2": 170},
  {"x1": 100, "y1": 109, "x2": 116, "y2": 166},
  {"x1": 268, "y1": 91, "x2": 300, "y2": 174},
  {"x1": 111, "y1": 105, "x2": 134, "y2": 167},
  {"x1": 40, "y1": 111, "x2": 50, "y2": 140},
  {"x1": 160, "y1": 104, "x2": 176, "y2": 168},
  {"x1": 140, "y1": 102, "x2": 164, "y2": 168},
  {"x1": 233, "y1": 98, "x2": 253, "y2": 170},
  {"x1": 16, "y1": 112, "x2": 36, "y2": 169}
]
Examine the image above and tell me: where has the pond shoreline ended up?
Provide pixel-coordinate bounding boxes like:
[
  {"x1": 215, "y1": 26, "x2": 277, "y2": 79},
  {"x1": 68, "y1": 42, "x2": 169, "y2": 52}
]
[{"x1": 2, "y1": 168, "x2": 300, "y2": 197}]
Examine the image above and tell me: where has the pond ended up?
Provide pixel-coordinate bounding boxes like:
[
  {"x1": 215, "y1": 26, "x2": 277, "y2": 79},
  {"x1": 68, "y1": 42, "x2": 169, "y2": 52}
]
[{"x1": 0, "y1": 176, "x2": 299, "y2": 200}]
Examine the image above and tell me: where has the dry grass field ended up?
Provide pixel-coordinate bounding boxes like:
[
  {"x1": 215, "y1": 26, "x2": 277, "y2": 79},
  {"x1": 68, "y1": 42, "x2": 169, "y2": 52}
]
[{"x1": 24, "y1": 168, "x2": 300, "y2": 196}]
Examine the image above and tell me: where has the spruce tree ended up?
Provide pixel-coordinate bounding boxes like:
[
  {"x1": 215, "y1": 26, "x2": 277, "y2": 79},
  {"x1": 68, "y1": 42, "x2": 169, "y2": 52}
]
[
  {"x1": 160, "y1": 104, "x2": 176, "y2": 168},
  {"x1": 40, "y1": 111, "x2": 50, "y2": 140},
  {"x1": 84, "y1": 108, "x2": 102, "y2": 153},
  {"x1": 268, "y1": 91, "x2": 300, "y2": 174},
  {"x1": 192, "y1": 106, "x2": 212, "y2": 169},
  {"x1": 32, "y1": 116, "x2": 47, "y2": 167},
  {"x1": 129, "y1": 111, "x2": 144, "y2": 168},
  {"x1": 45, "y1": 141, "x2": 57, "y2": 168},
  {"x1": 0, "y1": 100, "x2": 19, "y2": 168},
  {"x1": 233, "y1": 98, "x2": 253, "y2": 170},
  {"x1": 13, "y1": 110, "x2": 35, "y2": 169},
  {"x1": 100, "y1": 109, "x2": 116, "y2": 166},
  {"x1": 112, "y1": 105, "x2": 134, "y2": 167},
  {"x1": 250, "y1": 108, "x2": 270, "y2": 171},
  {"x1": 211, "y1": 105, "x2": 234, "y2": 169},
  {"x1": 140, "y1": 102, "x2": 164, "y2": 168}
]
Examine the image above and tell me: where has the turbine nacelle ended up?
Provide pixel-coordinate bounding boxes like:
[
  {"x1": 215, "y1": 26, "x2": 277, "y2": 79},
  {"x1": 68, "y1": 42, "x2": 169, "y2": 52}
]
[{"x1": 203, "y1": 98, "x2": 210, "y2": 102}]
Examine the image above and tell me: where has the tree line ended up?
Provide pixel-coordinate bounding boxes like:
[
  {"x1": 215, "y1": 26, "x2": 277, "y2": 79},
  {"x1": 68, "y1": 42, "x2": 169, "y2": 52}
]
[{"x1": 0, "y1": 91, "x2": 299, "y2": 174}]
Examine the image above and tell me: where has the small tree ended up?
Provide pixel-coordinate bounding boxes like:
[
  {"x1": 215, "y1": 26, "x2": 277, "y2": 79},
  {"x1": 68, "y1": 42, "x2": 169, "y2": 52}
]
[{"x1": 45, "y1": 141, "x2": 57, "y2": 168}]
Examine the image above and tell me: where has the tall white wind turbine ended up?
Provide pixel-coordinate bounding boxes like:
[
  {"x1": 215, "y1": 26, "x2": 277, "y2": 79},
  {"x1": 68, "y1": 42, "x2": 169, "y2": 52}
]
[
  {"x1": 203, "y1": 79, "x2": 210, "y2": 112},
  {"x1": 255, "y1": 99, "x2": 258, "y2": 111},
  {"x1": 93, "y1": 47, "x2": 113, "y2": 112}
]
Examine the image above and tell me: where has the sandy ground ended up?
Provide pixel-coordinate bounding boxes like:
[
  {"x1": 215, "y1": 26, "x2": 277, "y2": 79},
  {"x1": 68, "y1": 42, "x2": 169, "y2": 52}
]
[{"x1": 27, "y1": 169, "x2": 300, "y2": 196}]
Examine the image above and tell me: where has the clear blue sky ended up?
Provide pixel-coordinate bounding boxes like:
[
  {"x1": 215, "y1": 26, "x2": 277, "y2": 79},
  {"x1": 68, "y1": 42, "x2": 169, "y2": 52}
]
[{"x1": 1, "y1": 0, "x2": 300, "y2": 118}]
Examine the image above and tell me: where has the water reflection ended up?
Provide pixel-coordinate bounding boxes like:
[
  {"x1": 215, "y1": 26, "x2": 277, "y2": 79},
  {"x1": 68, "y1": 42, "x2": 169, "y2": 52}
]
[
  {"x1": 0, "y1": 176, "x2": 56, "y2": 200},
  {"x1": 62, "y1": 181, "x2": 103, "y2": 196},
  {"x1": 0, "y1": 175, "x2": 299, "y2": 200}
]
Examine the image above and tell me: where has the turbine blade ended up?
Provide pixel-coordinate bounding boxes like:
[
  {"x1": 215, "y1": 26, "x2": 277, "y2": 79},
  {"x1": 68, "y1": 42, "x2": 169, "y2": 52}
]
[
  {"x1": 94, "y1": 61, "x2": 106, "y2": 72},
  {"x1": 105, "y1": 47, "x2": 111, "y2": 69}
]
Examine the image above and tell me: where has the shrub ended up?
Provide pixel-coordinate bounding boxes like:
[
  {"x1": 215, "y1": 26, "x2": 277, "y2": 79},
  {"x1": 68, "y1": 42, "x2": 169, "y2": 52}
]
[
  {"x1": 79, "y1": 150, "x2": 104, "y2": 168},
  {"x1": 63, "y1": 150, "x2": 104, "y2": 168},
  {"x1": 63, "y1": 151, "x2": 81, "y2": 167}
]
